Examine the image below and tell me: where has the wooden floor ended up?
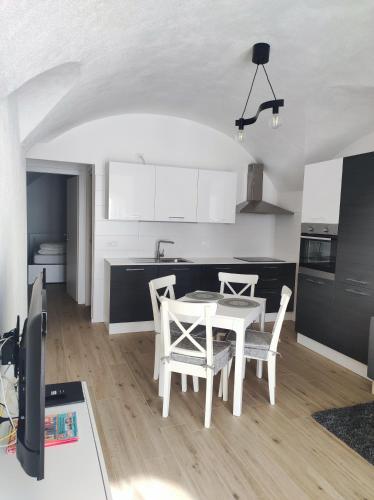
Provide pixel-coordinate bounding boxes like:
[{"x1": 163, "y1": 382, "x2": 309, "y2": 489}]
[{"x1": 46, "y1": 285, "x2": 374, "y2": 500}]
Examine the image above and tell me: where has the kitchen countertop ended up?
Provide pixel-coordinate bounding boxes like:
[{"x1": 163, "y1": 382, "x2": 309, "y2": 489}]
[{"x1": 105, "y1": 257, "x2": 296, "y2": 266}]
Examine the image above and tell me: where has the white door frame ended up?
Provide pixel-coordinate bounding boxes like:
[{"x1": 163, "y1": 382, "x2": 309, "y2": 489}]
[{"x1": 26, "y1": 158, "x2": 92, "y2": 305}]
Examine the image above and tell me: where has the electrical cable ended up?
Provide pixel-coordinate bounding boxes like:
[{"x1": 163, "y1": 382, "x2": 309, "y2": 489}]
[
  {"x1": 262, "y1": 64, "x2": 277, "y2": 100},
  {"x1": 240, "y1": 64, "x2": 259, "y2": 119},
  {"x1": 0, "y1": 337, "x2": 16, "y2": 431}
]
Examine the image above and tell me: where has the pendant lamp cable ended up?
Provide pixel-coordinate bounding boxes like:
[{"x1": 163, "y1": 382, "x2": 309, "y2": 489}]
[
  {"x1": 262, "y1": 64, "x2": 277, "y2": 100},
  {"x1": 240, "y1": 64, "x2": 259, "y2": 119}
]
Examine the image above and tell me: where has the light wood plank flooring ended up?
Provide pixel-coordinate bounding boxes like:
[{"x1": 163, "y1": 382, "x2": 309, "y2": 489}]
[{"x1": 46, "y1": 285, "x2": 374, "y2": 499}]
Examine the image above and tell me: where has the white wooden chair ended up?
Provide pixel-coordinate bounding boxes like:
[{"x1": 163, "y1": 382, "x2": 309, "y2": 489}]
[
  {"x1": 218, "y1": 271, "x2": 263, "y2": 379},
  {"x1": 221, "y1": 286, "x2": 292, "y2": 405},
  {"x1": 149, "y1": 275, "x2": 203, "y2": 392},
  {"x1": 160, "y1": 298, "x2": 232, "y2": 428},
  {"x1": 219, "y1": 271, "x2": 259, "y2": 297}
]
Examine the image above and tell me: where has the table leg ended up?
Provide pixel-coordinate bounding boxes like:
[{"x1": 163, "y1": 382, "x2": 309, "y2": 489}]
[{"x1": 233, "y1": 323, "x2": 245, "y2": 417}]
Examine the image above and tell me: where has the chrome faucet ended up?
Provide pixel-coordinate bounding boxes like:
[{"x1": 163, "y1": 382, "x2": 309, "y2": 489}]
[{"x1": 155, "y1": 239, "x2": 174, "y2": 261}]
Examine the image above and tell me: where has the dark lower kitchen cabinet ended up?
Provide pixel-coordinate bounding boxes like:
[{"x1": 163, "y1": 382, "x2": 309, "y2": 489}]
[
  {"x1": 200, "y1": 265, "x2": 239, "y2": 293},
  {"x1": 332, "y1": 286, "x2": 374, "y2": 364},
  {"x1": 157, "y1": 265, "x2": 202, "y2": 299},
  {"x1": 295, "y1": 274, "x2": 335, "y2": 346},
  {"x1": 107, "y1": 262, "x2": 296, "y2": 325},
  {"x1": 201, "y1": 263, "x2": 296, "y2": 313},
  {"x1": 109, "y1": 266, "x2": 159, "y2": 323}
]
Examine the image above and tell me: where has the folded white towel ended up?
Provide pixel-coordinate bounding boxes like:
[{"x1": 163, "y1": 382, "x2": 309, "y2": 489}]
[
  {"x1": 38, "y1": 248, "x2": 66, "y2": 255},
  {"x1": 40, "y1": 242, "x2": 66, "y2": 250}
]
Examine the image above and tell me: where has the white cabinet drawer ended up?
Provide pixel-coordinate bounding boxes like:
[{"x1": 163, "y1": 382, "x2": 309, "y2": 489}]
[
  {"x1": 197, "y1": 169, "x2": 237, "y2": 223},
  {"x1": 107, "y1": 162, "x2": 155, "y2": 221},
  {"x1": 301, "y1": 158, "x2": 343, "y2": 224},
  {"x1": 155, "y1": 166, "x2": 198, "y2": 222}
]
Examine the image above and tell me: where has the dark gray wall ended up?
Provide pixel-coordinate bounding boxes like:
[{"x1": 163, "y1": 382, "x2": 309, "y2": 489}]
[{"x1": 27, "y1": 173, "x2": 68, "y2": 258}]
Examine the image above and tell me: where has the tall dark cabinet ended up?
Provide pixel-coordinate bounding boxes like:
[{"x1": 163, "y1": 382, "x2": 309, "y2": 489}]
[
  {"x1": 296, "y1": 152, "x2": 374, "y2": 365},
  {"x1": 335, "y1": 152, "x2": 374, "y2": 288},
  {"x1": 333, "y1": 152, "x2": 374, "y2": 363}
]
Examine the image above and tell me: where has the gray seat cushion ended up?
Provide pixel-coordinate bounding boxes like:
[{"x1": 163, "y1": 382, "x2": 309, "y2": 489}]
[
  {"x1": 169, "y1": 337, "x2": 232, "y2": 375},
  {"x1": 225, "y1": 329, "x2": 272, "y2": 360}
]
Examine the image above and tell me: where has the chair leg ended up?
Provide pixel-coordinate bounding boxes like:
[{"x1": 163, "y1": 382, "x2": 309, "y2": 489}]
[
  {"x1": 158, "y1": 360, "x2": 164, "y2": 397},
  {"x1": 205, "y1": 372, "x2": 214, "y2": 428},
  {"x1": 222, "y1": 365, "x2": 229, "y2": 402},
  {"x1": 192, "y1": 376, "x2": 199, "y2": 392},
  {"x1": 267, "y1": 356, "x2": 276, "y2": 405},
  {"x1": 162, "y1": 368, "x2": 172, "y2": 417},
  {"x1": 256, "y1": 360, "x2": 263, "y2": 379},
  {"x1": 219, "y1": 358, "x2": 233, "y2": 398},
  {"x1": 181, "y1": 374, "x2": 187, "y2": 392},
  {"x1": 153, "y1": 334, "x2": 160, "y2": 380}
]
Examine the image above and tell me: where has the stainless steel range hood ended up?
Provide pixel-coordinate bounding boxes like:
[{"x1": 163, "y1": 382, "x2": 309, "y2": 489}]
[{"x1": 237, "y1": 164, "x2": 293, "y2": 215}]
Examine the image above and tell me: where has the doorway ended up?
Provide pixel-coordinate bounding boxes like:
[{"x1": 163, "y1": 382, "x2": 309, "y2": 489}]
[{"x1": 26, "y1": 159, "x2": 92, "y2": 306}]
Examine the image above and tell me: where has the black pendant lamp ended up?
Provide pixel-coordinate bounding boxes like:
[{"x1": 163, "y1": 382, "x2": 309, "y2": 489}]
[{"x1": 235, "y1": 43, "x2": 284, "y2": 142}]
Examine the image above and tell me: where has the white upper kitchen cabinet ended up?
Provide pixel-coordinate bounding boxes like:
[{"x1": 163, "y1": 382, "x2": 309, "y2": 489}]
[
  {"x1": 155, "y1": 166, "x2": 198, "y2": 222},
  {"x1": 301, "y1": 158, "x2": 343, "y2": 224},
  {"x1": 107, "y1": 162, "x2": 155, "y2": 221},
  {"x1": 197, "y1": 169, "x2": 237, "y2": 223}
]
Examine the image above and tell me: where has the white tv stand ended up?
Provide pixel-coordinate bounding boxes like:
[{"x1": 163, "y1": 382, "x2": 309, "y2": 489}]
[{"x1": 0, "y1": 381, "x2": 111, "y2": 500}]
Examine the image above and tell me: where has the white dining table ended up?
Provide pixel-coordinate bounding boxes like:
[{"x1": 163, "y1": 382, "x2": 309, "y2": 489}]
[{"x1": 160, "y1": 292, "x2": 266, "y2": 417}]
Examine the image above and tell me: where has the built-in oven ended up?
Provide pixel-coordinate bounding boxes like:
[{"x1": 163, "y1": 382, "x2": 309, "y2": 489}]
[{"x1": 299, "y1": 223, "x2": 338, "y2": 279}]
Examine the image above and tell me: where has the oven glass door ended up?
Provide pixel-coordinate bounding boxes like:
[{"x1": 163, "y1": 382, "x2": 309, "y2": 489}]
[{"x1": 299, "y1": 235, "x2": 337, "y2": 274}]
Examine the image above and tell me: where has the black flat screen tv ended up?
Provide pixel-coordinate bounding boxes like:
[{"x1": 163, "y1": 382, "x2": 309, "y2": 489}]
[{"x1": 16, "y1": 271, "x2": 47, "y2": 481}]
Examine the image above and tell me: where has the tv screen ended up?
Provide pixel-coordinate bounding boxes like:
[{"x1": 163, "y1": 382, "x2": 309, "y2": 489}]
[{"x1": 16, "y1": 272, "x2": 47, "y2": 481}]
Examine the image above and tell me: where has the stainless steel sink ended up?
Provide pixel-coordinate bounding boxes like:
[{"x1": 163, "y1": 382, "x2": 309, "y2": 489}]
[
  {"x1": 159, "y1": 258, "x2": 192, "y2": 263},
  {"x1": 131, "y1": 257, "x2": 192, "y2": 264}
]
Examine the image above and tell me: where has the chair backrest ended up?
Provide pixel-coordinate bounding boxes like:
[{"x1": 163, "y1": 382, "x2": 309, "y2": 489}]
[
  {"x1": 269, "y1": 286, "x2": 292, "y2": 352},
  {"x1": 149, "y1": 275, "x2": 176, "y2": 333},
  {"x1": 160, "y1": 298, "x2": 217, "y2": 367},
  {"x1": 219, "y1": 272, "x2": 259, "y2": 297}
]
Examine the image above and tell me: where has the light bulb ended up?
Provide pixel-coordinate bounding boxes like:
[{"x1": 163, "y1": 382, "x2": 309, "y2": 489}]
[
  {"x1": 236, "y1": 129, "x2": 245, "y2": 142},
  {"x1": 270, "y1": 113, "x2": 282, "y2": 129}
]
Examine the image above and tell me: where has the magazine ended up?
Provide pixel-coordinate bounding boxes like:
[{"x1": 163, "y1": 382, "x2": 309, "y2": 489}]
[
  {"x1": 6, "y1": 411, "x2": 78, "y2": 454},
  {"x1": 45, "y1": 411, "x2": 79, "y2": 447}
]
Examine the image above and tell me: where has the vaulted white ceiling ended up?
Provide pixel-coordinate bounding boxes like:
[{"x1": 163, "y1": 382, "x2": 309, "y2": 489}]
[{"x1": 2, "y1": 0, "x2": 374, "y2": 190}]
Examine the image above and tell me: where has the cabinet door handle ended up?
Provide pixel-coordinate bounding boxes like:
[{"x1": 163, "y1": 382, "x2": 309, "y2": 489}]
[
  {"x1": 261, "y1": 278, "x2": 278, "y2": 282},
  {"x1": 306, "y1": 278, "x2": 324, "y2": 285},
  {"x1": 263, "y1": 266, "x2": 280, "y2": 269},
  {"x1": 216, "y1": 267, "x2": 231, "y2": 270},
  {"x1": 344, "y1": 288, "x2": 371, "y2": 297},
  {"x1": 168, "y1": 216, "x2": 185, "y2": 219},
  {"x1": 126, "y1": 268, "x2": 145, "y2": 271},
  {"x1": 171, "y1": 268, "x2": 190, "y2": 271},
  {"x1": 346, "y1": 278, "x2": 369, "y2": 285}
]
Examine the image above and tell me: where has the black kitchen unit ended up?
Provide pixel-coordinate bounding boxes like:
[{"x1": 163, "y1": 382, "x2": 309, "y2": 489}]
[
  {"x1": 107, "y1": 261, "x2": 296, "y2": 327},
  {"x1": 296, "y1": 152, "x2": 374, "y2": 365}
]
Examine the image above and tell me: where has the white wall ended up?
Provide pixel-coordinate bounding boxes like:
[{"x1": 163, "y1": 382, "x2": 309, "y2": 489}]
[
  {"x1": 0, "y1": 97, "x2": 28, "y2": 332},
  {"x1": 28, "y1": 113, "x2": 286, "y2": 322},
  {"x1": 274, "y1": 191, "x2": 302, "y2": 262},
  {"x1": 338, "y1": 130, "x2": 374, "y2": 157}
]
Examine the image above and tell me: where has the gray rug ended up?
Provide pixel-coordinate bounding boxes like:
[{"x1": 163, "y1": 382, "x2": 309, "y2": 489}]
[{"x1": 312, "y1": 402, "x2": 374, "y2": 465}]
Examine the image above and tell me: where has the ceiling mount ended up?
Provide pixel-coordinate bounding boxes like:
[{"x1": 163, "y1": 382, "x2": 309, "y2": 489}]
[{"x1": 252, "y1": 42, "x2": 270, "y2": 65}]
